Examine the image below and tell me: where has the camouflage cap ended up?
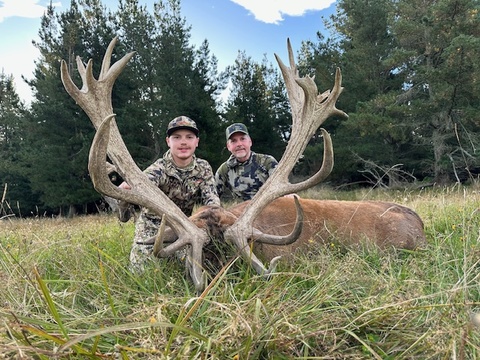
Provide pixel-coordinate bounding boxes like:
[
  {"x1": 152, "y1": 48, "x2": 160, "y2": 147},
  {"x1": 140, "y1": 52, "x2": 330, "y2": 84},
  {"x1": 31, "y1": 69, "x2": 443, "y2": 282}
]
[
  {"x1": 226, "y1": 123, "x2": 249, "y2": 141},
  {"x1": 167, "y1": 116, "x2": 199, "y2": 137}
]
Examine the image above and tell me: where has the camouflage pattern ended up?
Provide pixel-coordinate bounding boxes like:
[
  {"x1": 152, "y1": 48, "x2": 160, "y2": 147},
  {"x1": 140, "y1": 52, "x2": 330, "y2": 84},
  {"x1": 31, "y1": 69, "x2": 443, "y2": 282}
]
[
  {"x1": 129, "y1": 215, "x2": 161, "y2": 273},
  {"x1": 225, "y1": 123, "x2": 249, "y2": 140},
  {"x1": 166, "y1": 116, "x2": 199, "y2": 136},
  {"x1": 215, "y1": 151, "x2": 278, "y2": 201},
  {"x1": 129, "y1": 150, "x2": 220, "y2": 273}
]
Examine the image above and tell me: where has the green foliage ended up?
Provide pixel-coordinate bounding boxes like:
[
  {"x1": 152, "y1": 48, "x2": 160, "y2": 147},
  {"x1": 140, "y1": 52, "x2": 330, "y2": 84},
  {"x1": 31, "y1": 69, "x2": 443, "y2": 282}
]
[
  {"x1": 1, "y1": 187, "x2": 480, "y2": 358},
  {"x1": 327, "y1": 0, "x2": 402, "y2": 110},
  {"x1": 300, "y1": 0, "x2": 480, "y2": 186},
  {"x1": 0, "y1": 72, "x2": 42, "y2": 216},
  {"x1": 385, "y1": 0, "x2": 480, "y2": 183},
  {"x1": 21, "y1": 0, "x2": 114, "y2": 215}
]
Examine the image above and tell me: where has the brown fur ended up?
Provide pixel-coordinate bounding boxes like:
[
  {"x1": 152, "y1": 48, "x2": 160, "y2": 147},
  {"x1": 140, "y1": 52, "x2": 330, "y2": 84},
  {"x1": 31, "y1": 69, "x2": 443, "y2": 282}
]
[{"x1": 191, "y1": 197, "x2": 426, "y2": 262}]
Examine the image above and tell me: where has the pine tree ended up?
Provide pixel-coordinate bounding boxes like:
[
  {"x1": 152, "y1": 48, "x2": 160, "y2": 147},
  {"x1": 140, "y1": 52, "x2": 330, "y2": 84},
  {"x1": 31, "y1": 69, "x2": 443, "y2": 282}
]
[
  {"x1": 391, "y1": 0, "x2": 480, "y2": 183},
  {"x1": 189, "y1": 39, "x2": 227, "y2": 169},
  {"x1": 0, "y1": 72, "x2": 40, "y2": 216},
  {"x1": 324, "y1": 0, "x2": 417, "y2": 186},
  {"x1": 113, "y1": 0, "x2": 163, "y2": 166},
  {"x1": 300, "y1": 0, "x2": 480, "y2": 186},
  {"x1": 145, "y1": 0, "x2": 225, "y2": 166},
  {"x1": 24, "y1": 0, "x2": 116, "y2": 215}
]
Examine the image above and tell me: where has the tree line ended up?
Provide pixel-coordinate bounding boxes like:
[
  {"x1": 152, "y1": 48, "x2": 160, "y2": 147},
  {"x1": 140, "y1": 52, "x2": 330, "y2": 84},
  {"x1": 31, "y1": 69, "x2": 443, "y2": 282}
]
[{"x1": 1, "y1": 0, "x2": 479, "y2": 217}]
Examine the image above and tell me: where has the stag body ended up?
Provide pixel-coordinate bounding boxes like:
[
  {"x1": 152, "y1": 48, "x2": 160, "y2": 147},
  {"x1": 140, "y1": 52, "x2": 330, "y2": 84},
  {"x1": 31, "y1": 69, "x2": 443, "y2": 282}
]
[
  {"x1": 157, "y1": 197, "x2": 426, "y2": 263},
  {"x1": 230, "y1": 197, "x2": 426, "y2": 261}
]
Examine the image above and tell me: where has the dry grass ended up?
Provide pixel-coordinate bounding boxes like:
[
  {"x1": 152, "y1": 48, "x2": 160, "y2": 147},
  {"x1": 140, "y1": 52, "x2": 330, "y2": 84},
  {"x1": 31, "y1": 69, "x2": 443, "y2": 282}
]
[{"x1": 1, "y1": 185, "x2": 480, "y2": 359}]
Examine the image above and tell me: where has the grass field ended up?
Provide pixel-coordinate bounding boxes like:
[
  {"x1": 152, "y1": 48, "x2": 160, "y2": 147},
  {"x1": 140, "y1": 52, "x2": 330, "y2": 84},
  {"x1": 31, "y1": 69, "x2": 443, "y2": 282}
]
[{"x1": 1, "y1": 185, "x2": 479, "y2": 359}]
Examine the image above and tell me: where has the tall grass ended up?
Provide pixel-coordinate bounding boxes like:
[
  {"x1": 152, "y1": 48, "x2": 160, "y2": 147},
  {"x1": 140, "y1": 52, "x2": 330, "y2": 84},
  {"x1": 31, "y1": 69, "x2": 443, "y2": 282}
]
[{"x1": 1, "y1": 186, "x2": 479, "y2": 359}]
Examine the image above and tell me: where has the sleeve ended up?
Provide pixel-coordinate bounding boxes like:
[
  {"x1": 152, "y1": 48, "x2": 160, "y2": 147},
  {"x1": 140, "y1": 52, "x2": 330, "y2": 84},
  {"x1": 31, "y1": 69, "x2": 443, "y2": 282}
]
[
  {"x1": 143, "y1": 159, "x2": 165, "y2": 187},
  {"x1": 200, "y1": 162, "x2": 221, "y2": 206},
  {"x1": 266, "y1": 155, "x2": 279, "y2": 176},
  {"x1": 215, "y1": 162, "x2": 228, "y2": 199}
]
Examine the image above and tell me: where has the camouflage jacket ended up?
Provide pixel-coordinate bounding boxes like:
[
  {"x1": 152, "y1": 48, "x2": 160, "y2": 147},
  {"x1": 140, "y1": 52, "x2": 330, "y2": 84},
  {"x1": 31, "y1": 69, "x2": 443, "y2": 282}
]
[
  {"x1": 141, "y1": 150, "x2": 220, "y2": 218},
  {"x1": 215, "y1": 151, "x2": 278, "y2": 201}
]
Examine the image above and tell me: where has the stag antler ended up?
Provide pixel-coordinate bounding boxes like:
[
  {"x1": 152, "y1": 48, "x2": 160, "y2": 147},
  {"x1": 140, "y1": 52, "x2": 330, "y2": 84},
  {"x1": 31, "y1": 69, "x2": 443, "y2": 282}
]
[
  {"x1": 224, "y1": 38, "x2": 348, "y2": 276},
  {"x1": 60, "y1": 37, "x2": 210, "y2": 293}
]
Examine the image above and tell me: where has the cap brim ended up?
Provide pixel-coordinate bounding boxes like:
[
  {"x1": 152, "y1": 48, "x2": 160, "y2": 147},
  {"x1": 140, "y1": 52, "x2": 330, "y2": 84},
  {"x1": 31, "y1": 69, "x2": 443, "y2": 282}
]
[
  {"x1": 167, "y1": 126, "x2": 199, "y2": 136},
  {"x1": 227, "y1": 130, "x2": 248, "y2": 140}
]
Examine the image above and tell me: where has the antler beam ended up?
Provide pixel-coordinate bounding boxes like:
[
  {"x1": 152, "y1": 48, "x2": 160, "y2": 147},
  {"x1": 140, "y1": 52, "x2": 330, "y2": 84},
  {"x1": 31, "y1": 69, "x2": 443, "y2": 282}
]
[
  {"x1": 224, "y1": 38, "x2": 348, "y2": 276},
  {"x1": 60, "y1": 37, "x2": 210, "y2": 293}
]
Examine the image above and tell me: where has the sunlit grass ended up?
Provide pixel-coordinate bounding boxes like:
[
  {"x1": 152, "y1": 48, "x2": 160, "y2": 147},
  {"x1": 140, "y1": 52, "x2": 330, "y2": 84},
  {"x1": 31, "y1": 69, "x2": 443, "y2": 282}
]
[{"x1": 1, "y1": 185, "x2": 480, "y2": 358}]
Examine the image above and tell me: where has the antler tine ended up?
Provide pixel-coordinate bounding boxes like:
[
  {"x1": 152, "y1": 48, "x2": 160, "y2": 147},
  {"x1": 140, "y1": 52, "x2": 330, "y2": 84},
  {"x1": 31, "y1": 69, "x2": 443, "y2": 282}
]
[
  {"x1": 99, "y1": 37, "x2": 115, "y2": 80},
  {"x1": 322, "y1": 68, "x2": 347, "y2": 118},
  {"x1": 60, "y1": 37, "x2": 136, "y2": 130},
  {"x1": 293, "y1": 76, "x2": 320, "y2": 136},
  {"x1": 224, "y1": 39, "x2": 347, "y2": 276},
  {"x1": 85, "y1": 59, "x2": 97, "y2": 97},
  {"x1": 251, "y1": 195, "x2": 304, "y2": 245},
  {"x1": 276, "y1": 39, "x2": 347, "y2": 134},
  {"x1": 61, "y1": 59, "x2": 81, "y2": 97},
  {"x1": 76, "y1": 56, "x2": 88, "y2": 88},
  {"x1": 290, "y1": 128, "x2": 334, "y2": 190},
  {"x1": 287, "y1": 38, "x2": 296, "y2": 69},
  {"x1": 275, "y1": 41, "x2": 303, "y2": 119}
]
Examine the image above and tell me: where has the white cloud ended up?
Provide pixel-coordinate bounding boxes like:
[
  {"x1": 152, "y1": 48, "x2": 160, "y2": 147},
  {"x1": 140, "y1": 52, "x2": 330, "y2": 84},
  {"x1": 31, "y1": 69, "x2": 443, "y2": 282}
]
[
  {"x1": 230, "y1": 0, "x2": 336, "y2": 24},
  {"x1": 0, "y1": 0, "x2": 51, "y2": 22},
  {"x1": 0, "y1": 0, "x2": 62, "y2": 103},
  {"x1": 2, "y1": 42, "x2": 40, "y2": 104}
]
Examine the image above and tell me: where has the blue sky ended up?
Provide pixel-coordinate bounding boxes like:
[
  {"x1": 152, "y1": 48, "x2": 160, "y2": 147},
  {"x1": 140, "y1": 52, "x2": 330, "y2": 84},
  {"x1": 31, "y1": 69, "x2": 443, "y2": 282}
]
[{"x1": 0, "y1": 0, "x2": 336, "y2": 104}]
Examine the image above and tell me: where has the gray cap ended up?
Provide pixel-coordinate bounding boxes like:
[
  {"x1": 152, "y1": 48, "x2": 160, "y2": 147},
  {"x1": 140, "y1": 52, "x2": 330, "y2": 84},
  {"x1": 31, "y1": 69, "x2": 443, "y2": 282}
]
[
  {"x1": 166, "y1": 116, "x2": 199, "y2": 137},
  {"x1": 226, "y1": 123, "x2": 249, "y2": 141}
]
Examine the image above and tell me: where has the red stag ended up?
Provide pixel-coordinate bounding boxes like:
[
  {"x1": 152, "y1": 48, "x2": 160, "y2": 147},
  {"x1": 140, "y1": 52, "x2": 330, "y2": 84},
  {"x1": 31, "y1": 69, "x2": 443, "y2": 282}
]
[{"x1": 61, "y1": 37, "x2": 426, "y2": 293}]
